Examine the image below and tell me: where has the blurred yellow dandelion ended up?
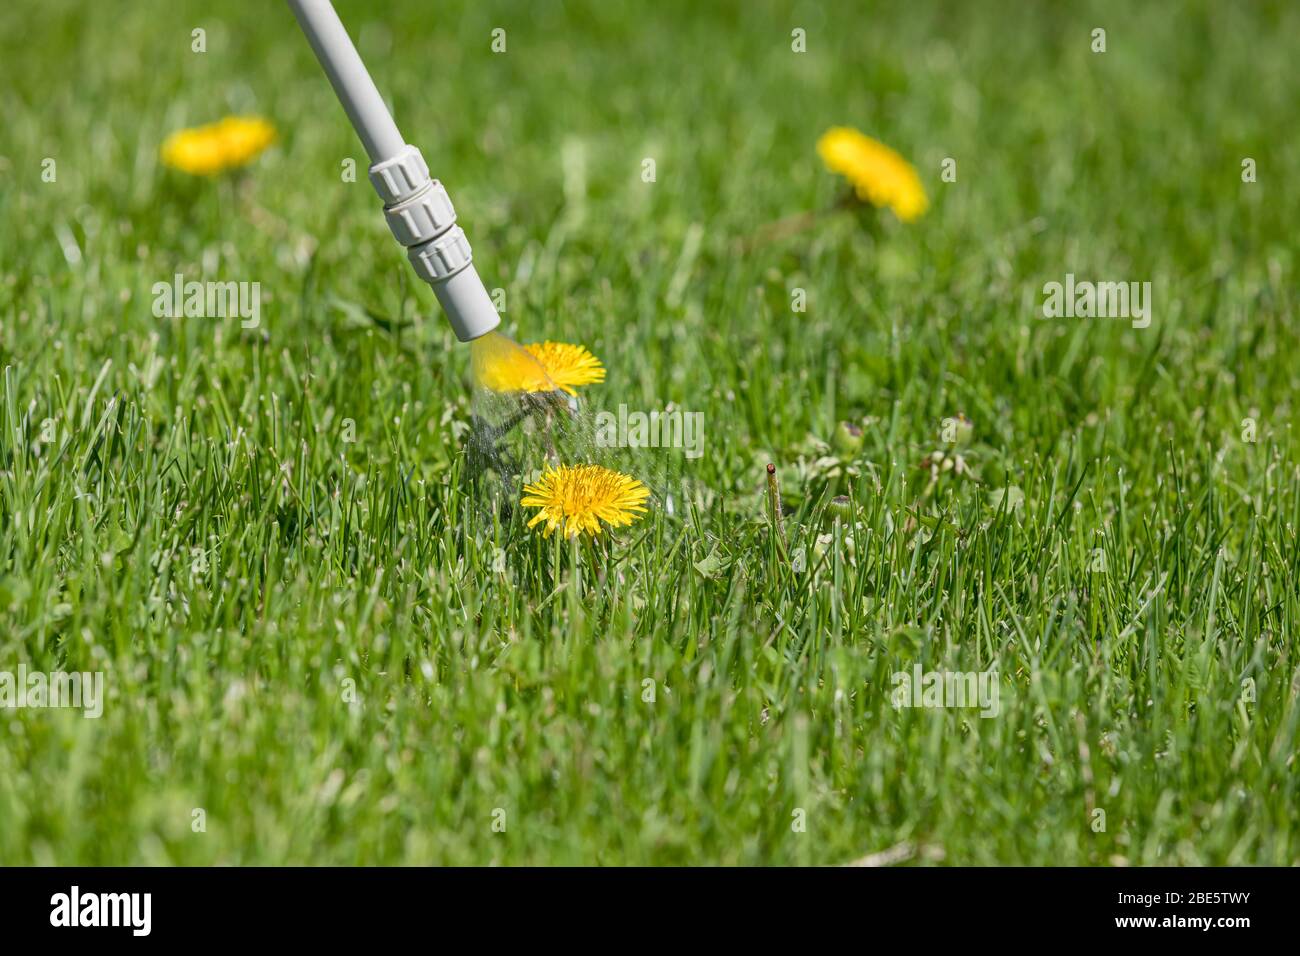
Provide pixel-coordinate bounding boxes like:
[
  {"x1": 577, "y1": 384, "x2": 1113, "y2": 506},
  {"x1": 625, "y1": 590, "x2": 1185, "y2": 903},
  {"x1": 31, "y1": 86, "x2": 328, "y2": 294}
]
[
  {"x1": 161, "y1": 116, "x2": 276, "y2": 176},
  {"x1": 521, "y1": 464, "x2": 649, "y2": 538},
  {"x1": 816, "y1": 126, "x2": 928, "y2": 222}
]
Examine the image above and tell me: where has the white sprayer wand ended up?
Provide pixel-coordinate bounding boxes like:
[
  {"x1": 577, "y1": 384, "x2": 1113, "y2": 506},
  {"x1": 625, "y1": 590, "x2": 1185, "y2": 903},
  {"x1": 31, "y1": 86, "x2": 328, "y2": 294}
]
[{"x1": 286, "y1": 0, "x2": 501, "y2": 342}]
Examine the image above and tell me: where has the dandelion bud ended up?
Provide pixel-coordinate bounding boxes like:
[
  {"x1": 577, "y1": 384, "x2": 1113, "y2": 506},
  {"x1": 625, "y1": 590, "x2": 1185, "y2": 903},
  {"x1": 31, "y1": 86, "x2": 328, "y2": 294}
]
[{"x1": 833, "y1": 421, "x2": 864, "y2": 456}]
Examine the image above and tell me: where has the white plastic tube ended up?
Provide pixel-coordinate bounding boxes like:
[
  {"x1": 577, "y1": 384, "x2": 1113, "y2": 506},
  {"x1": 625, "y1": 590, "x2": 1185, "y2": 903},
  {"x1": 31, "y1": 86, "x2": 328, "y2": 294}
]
[
  {"x1": 286, "y1": 0, "x2": 501, "y2": 342},
  {"x1": 286, "y1": 0, "x2": 402, "y2": 162}
]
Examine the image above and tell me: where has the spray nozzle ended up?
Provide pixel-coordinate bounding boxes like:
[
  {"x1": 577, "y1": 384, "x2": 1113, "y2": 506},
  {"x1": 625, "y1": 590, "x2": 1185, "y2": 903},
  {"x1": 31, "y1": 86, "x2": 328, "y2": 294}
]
[{"x1": 288, "y1": 0, "x2": 501, "y2": 343}]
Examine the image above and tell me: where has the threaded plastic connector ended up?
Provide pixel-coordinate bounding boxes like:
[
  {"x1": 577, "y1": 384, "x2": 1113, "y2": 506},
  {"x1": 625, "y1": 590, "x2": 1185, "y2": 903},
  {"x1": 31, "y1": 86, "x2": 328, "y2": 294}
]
[
  {"x1": 384, "y1": 180, "x2": 457, "y2": 247},
  {"x1": 407, "y1": 226, "x2": 473, "y2": 282},
  {"x1": 367, "y1": 144, "x2": 430, "y2": 205}
]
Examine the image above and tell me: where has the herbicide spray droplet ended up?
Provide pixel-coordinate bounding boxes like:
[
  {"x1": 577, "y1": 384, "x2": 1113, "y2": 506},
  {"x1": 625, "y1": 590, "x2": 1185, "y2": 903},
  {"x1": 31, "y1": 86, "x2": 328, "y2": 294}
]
[{"x1": 467, "y1": 330, "x2": 568, "y2": 490}]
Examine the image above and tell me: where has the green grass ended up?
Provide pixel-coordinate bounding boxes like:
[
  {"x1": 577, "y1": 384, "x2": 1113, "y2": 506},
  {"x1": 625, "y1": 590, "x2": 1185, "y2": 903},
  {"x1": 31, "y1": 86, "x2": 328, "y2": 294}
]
[{"x1": 1, "y1": 0, "x2": 1297, "y2": 865}]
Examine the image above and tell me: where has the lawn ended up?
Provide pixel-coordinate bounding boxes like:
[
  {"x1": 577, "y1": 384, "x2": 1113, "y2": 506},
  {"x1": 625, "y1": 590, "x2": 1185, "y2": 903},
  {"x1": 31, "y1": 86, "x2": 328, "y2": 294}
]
[{"x1": 0, "y1": 0, "x2": 1297, "y2": 865}]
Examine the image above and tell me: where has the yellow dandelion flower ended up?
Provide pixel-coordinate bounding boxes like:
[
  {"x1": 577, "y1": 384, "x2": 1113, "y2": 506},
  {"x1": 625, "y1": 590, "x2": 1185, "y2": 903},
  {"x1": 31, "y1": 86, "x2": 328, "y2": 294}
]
[
  {"x1": 816, "y1": 126, "x2": 928, "y2": 222},
  {"x1": 521, "y1": 464, "x2": 650, "y2": 538},
  {"x1": 522, "y1": 341, "x2": 605, "y2": 396},
  {"x1": 161, "y1": 116, "x2": 276, "y2": 176},
  {"x1": 472, "y1": 333, "x2": 605, "y2": 396}
]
